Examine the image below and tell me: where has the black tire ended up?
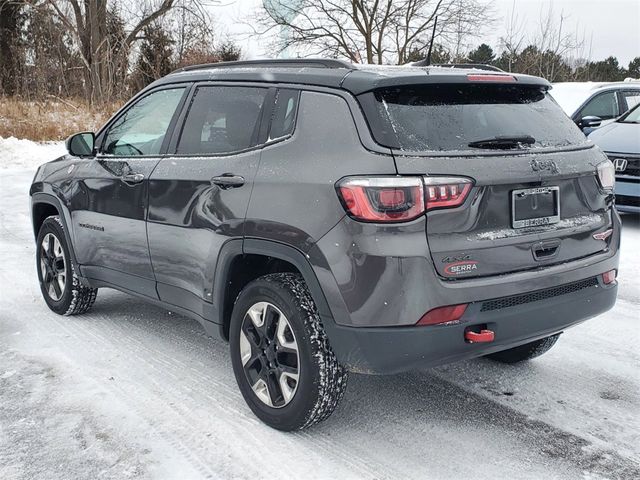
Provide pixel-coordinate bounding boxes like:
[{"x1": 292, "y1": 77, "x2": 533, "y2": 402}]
[
  {"x1": 36, "y1": 216, "x2": 98, "y2": 315},
  {"x1": 229, "y1": 273, "x2": 348, "y2": 431},
  {"x1": 486, "y1": 334, "x2": 560, "y2": 364}
]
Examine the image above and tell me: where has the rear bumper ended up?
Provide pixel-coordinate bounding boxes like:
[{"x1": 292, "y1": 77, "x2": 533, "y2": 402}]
[
  {"x1": 324, "y1": 278, "x2": 617, "y2": 374},
  {"x1": 310, "y1": 209, "x2": 621, "y2": 329}
]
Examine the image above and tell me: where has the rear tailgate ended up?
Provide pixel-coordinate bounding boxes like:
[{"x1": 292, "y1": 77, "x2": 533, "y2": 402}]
[
  {"x1": 357, "y1": 79, "x2": 614, "y2": 279},
  {"x1": 395, "y1": 148, "x2": 613, "y2": 279}
]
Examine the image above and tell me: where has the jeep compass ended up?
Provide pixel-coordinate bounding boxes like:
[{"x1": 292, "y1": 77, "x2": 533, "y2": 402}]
[{"x1": 30, "y1": 59, "x2": 620, "y2": 431}]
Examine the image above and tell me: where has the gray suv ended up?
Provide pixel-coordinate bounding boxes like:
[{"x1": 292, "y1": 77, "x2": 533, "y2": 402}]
[{"x1": 30, "y1": 59, "x2": 620, "y2": 431}]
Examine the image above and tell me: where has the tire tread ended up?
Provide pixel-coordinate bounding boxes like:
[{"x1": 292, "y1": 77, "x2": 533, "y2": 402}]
[{"x1": 41, "y1": 216, "x2": 98, "y2": 315}]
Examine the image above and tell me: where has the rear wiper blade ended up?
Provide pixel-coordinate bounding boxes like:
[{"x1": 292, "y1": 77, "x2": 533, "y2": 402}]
[{"x1": 468, "y1": 135, "x2": 536, "y2": 149}]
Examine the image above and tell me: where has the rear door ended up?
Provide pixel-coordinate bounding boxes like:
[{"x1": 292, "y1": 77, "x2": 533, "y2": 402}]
[
  {"x1": 147, "y1": 83, "x2": 271, "y2": 316},
  {"x1": 70, "y1": 86, "x2": 188, "y2": 296},
  {"x1": 360, "y1": 81, "x2": 613, "y2": 279}
]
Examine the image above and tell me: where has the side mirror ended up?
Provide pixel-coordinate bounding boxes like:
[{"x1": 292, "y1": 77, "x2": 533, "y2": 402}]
[
  {"x1": 577, "y1": 116, "x2": 602, "y2": 129},
  {"x1": 65, "y1": 132, "x2": 95, "y2": 157}
]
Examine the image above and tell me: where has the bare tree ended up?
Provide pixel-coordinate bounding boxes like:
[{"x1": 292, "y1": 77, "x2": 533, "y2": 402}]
[
  {"x1": 530, "y1": 3, "x2": 584, "y2": 80},
  {"x1": 35, "y1": 0, "x2": 203, "y2": 103},
  {"x1": 253, "y1": 0, "x2": 493, "y2": 65},
  {"x1": 497, "y1": 0, "x2": 584, "y2": 81},
  {"x1": 498, "y1": 0, "x2": 525, "y2": 72}
]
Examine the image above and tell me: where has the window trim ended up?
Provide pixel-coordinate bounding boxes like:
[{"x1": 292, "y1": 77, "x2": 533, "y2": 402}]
[
  {"x1": 266, "y1": 88, "x2": 302, "y2": 143},
  {"x1": 168, "y1": 82, "x2": 275, "y2": 158},
  {"x1": 96, "y1": 83, "x2": 192, "y2": 158}
]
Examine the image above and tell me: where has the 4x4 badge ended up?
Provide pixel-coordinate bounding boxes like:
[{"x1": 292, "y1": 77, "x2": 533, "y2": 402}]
[{"x1": 442, "y1": 254, "x2": 471, "y2": 263}]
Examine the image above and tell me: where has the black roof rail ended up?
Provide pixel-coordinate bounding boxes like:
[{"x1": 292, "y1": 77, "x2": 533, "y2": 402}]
[
  {"x1": 428, "y1": 63, "x2": 504, "y2": 72},
  {"x1": 173, "y1": 58, "x2": 354, "y2": 73}
]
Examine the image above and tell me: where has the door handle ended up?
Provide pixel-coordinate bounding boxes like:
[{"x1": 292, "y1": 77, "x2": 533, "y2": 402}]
[
  {"x1": 122, "y1": 173, "x2": 145, "y2": 185},
  {"x1": 211, "y1": 174, "x2": 245, "y2": 189}
]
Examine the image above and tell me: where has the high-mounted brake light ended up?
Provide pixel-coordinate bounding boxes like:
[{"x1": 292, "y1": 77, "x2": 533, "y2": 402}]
[
  {"x1": 337, "y1": 177, "x2": 425, "y2": 222},
  {"x1": 423, "y1": 177, "x2": 473, "y2": 211},
  {"x1": 417, "y1": 304, "x2": 468, "y2": 326},
  {"x1": 467, "y1": 74, "x2": 517, "y2": 82}
]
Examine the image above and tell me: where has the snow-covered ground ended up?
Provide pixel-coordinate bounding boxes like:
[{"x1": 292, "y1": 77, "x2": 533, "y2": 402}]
[{"x1": 1, "y1": 137, "x2": 639, "y2": 479}]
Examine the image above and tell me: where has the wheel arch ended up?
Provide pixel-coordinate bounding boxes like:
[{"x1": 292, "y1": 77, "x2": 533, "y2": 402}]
[
  {"x1": 31, "y1": 193, "x2": 85, "y2": 282},
  {"x1": 214, "y1": 238, "x2": 335, "y2": 341}
]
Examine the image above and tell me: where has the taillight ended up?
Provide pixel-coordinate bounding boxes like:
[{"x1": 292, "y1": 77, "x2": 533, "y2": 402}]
[
  {"x1": 337, "y1": 176, "x2": 474, "y2": 222},
  {"x1": 337, "y1": 177, "x2": 425, "y2": 222},
  {"x1": 423, "y1": 177, "x2": 473, "y2": 211},
  {"x1": 417, "y1": 304, "x2": 468, "y2": 326},
  {"x1": 597, "y1": 160, "x2": 615, "y2": 193}
]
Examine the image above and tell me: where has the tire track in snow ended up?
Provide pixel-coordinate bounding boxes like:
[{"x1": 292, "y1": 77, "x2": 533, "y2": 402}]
[{"x1": 8, "y1": 289, "x2": 393, "y2": 480}]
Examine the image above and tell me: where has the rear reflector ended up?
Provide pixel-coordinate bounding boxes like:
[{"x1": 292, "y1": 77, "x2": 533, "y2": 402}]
[
  {"x1": 467, "y1": 74, "x2": 516, "y2": 82},
  {"x1": 602, "y1": 270, "x2": 616, "y2": 285},
  {"x1": 417, "y1": 304, "x2": 468, "y2": 326}
]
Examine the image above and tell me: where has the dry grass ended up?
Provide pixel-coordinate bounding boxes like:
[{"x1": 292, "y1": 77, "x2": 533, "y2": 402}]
[{"x1": 0, "y1": 96, "x2": 120, "y2": 142}]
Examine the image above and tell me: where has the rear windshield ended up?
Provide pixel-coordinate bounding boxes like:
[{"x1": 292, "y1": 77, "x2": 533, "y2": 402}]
[{"x1": 361, "y1": 84, "x2": 586, "y2": 152}]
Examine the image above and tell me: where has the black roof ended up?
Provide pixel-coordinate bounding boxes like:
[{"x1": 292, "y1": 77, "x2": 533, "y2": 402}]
[{"x1": 155, "y1": 58, "x2": 550, "y2": 95}]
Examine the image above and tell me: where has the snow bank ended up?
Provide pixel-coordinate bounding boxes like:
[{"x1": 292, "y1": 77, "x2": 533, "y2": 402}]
[{"x1": 0, "y1": 136, "x2": 65, "y2": 170}]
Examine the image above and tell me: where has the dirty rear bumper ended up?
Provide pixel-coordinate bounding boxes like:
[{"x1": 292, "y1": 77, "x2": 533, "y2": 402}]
[{"x1": 323, "y1": 278, "x2": 617, "y2": 374}]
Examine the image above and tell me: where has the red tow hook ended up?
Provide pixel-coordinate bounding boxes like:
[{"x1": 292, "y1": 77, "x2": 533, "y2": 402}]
[{"x1": 464, "y1": 329, "x2": 495, "y2": 343}]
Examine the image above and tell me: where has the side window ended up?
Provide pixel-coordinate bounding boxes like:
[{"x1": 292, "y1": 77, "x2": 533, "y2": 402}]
[
  {"x1": 620, "y1": 90, "x2": 640, "y2": 112},
  {"x1": 176, "y1": 86, "x2": 267, "y2": 155},
  {"x1": 269, "y1": 89, "x2": 300, "y2": 140},
  {"x1": 579, "y1": 91, "x2": 618, "y2": 120},
  {"x1": 103, "y1": 88, "x2": 185, "y2": 156}
]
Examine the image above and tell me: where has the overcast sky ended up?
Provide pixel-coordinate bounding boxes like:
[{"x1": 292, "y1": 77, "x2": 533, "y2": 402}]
[{"x1": 213, "y1": 0, "x2": 640, "y2": 66}]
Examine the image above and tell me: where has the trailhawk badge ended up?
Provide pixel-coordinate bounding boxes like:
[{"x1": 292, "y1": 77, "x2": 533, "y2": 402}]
[{"x1": 444, "y1": 260, "x2": 479, "y2": 276}]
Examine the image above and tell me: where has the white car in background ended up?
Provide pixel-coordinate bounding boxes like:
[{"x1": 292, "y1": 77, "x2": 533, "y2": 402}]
[{"x1": 551, "y1": 80, "x2": 640, "y2": 132}]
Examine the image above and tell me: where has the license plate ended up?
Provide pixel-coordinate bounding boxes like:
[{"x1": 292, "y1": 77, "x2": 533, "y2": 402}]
[{"x1": 511, "y1": 186, "x2": 560, "y2": 229}]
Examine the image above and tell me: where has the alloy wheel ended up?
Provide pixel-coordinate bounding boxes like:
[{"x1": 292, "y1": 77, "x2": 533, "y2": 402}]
[
  {"x1": 239, "y1": 301, "x2": 300, "y2": 408},
  {"x1": 40, "y1": 233, "x2": 66, "y2": 301}
]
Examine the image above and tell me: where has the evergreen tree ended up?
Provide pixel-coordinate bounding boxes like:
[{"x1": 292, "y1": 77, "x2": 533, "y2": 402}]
[
  {"x1": 133, "y1": 23, "x2": 175, "y2": 89},
  {"x1": 628, "y1": 57, "x2": 640, "y2": 79},
  {"x1": 467, "y1": 43, "x2": 495, "y2": 64},
  {"x1": 214, "y1": 41, "x2": 242, "y2": 62},
  {"x1": 588, "y1": 56, "x2": 627, "y2": 82},
  {"x1": 405, "y1": 44, "x2": 451, "y2": 64}
]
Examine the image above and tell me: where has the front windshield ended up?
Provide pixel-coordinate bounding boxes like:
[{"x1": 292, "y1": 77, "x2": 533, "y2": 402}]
[{"x1": 619, "y1": 104, "x2": 640, "y2": 123}]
